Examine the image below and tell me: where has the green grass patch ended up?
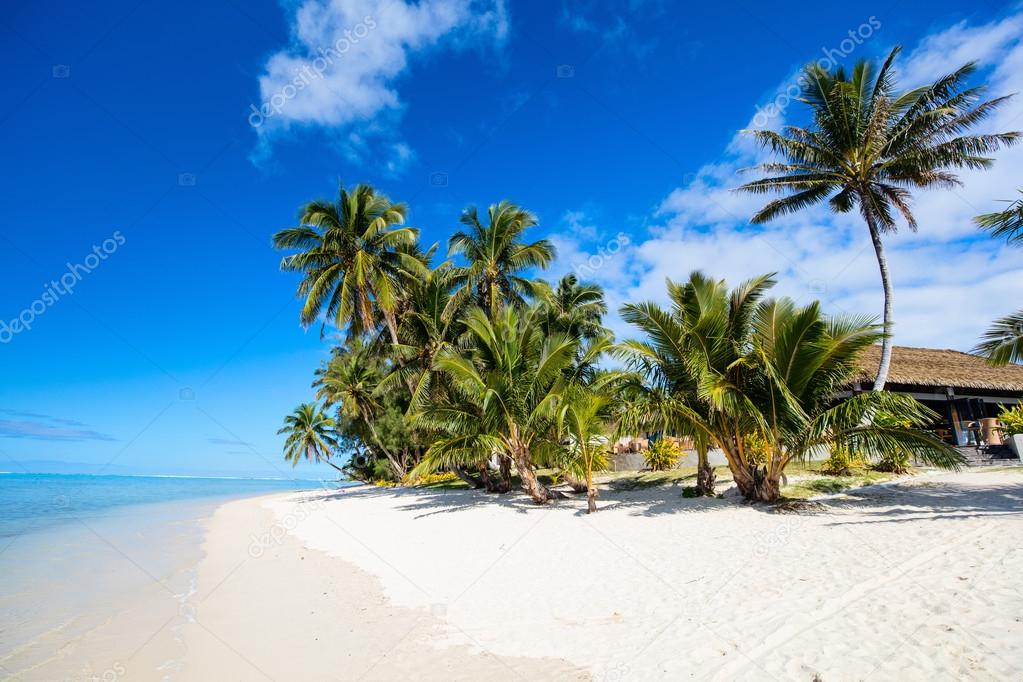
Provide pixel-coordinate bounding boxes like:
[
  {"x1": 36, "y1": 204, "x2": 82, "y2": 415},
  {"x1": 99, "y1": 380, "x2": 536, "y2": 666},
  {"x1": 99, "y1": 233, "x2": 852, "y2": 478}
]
[{"x1": 781, "y1": 470, "x2": 895, "y2": 500}]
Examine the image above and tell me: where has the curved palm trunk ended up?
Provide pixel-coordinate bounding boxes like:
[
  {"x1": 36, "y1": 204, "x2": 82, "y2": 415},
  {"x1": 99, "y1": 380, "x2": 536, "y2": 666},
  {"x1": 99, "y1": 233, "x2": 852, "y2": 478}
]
[
  {"x1": 364, "y1": 418, "x2": 405, "y2": 480},
  {"x1": 511, "y1": 444, "x2": 550, "y2": 504},
  {"x1": 866, "y1": 219, "x2": 894, "y2": 391}
]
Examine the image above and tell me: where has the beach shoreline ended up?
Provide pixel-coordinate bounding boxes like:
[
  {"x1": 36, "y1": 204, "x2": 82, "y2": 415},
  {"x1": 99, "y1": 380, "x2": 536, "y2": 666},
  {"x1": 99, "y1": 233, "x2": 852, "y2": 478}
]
[{"x1": 175, "y1": 468, "x2": 1023, "y2": 681}]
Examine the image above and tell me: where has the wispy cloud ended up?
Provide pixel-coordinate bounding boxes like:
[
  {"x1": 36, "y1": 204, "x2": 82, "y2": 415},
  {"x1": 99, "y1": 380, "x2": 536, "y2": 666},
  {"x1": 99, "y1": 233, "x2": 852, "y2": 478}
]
[
  {"x1": 208, "y1": 437, "x2": 253, "y2": 447},
  {"x1": 551, "y1": 11, "x2": 1023, "y2": 352},
  {"x1": 0, "y1": 411, "x2": 116, "y2": 442},
  {"x1": 250, "y1": 0, "x2": 509, "y2": 169}
]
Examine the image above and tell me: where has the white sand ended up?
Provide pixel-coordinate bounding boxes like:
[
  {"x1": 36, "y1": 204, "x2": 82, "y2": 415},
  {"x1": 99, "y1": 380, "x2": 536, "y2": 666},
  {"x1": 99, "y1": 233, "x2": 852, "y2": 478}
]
[{"x1": 181, "y1": 469, "x2": 1023, "y2": 680}]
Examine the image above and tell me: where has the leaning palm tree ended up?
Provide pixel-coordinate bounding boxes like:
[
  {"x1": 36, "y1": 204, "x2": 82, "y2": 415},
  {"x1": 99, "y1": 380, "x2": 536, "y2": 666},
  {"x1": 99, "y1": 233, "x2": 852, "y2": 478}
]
[
  {"x1": 448, "y1": 201, "x2": 555, "y2": 319},
  {"x1": 737, "y1": 46, "x2": 1019, "y2": 390},
  {"x1": 278, "y1": 403, "x2": 345, "y2": 474},
  {"x1": 314, "y1": 341, "x2": 407, "y2": 478},
  {"x1": 620, "y1": 272, "x2": 962, "y2": 502},
  {"x1": 272, "y1": 183, "x2": 419, "y2": 341},
  {"x1": 409, "y1": 305, "x2": 578, "y2": 504}
]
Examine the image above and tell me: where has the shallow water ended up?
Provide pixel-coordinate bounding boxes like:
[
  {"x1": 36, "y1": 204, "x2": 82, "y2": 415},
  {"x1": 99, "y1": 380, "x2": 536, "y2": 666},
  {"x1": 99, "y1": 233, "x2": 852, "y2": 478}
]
[{"x1": 0, "y1": 474, "x2": 348, "y2": 680}]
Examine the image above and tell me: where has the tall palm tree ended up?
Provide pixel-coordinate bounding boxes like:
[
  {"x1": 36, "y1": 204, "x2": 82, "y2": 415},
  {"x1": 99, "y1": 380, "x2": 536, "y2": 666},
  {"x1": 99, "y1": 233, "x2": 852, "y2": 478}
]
[
  {"x1": 272, "y1": 183, "x2": 419, "y2": 341},
  {"x1": 737, "y1": 46, "x2": 1019, "y2": 390},
  {"x1": 620, "y1": 272, "x2": 961, "y2": 502},
  {"x1": 277, "y1": 403, "x2": 345, "y2": 474},
  {"x1": 974, "y1": 189, "x2": 1023, "y2": 365},
  {"x1": 538, "y1": 273, "x2": 608, "y2": 341},
  {"x1": 314, "y1": 341, "x2": 407, "y2": 478},
  {"x1": 448, "y1": 201, "x2": 555, "y2": 318},
  {"x1": 409, "y1": 305, "x2": 579, "y2": 504}
]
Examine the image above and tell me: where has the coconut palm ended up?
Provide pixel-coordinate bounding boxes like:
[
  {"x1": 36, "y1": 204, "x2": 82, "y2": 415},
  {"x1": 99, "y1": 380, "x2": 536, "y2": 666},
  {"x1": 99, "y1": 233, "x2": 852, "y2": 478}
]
[
  {"x1": 615, "y1": 273, "x2": 741, "y2": 496},
  {"x1": 448, "y1": 201, "x2": 555, "y2": 318},
  {"x1": 409, "y1": 305, "x2": 578, "y2": 504},
  {"x1": 314, "y1": 340, "x2": 408, "y2": 478},
  {"x1": 277, "y1": 403, "x2": 345, "y2": 474},
  {"x1": 737, "y1": 46, "x2": 1019, "y2": 390},
  {"x1": 538, "y1": 273, "x2": 609, "y2": 341},
  {"x1": 558, "y1": 389, "x2": 612, "y2": 513},
  {"x1": 974, "y1": 190, "x2": 1023, "y2": 365},
  {"x1": 273, "y1": 183, "x2": 419, "y2": 341},
  {"x1": 620, "y1": 272, "x2": 961, "y2": 502},
  {"x1": 976, "y1": 188, "x2": 1023, "y2": 245}
]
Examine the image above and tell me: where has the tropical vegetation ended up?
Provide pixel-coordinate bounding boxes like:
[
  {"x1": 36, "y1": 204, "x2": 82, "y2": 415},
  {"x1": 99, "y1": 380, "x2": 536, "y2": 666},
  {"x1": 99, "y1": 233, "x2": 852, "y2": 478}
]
[
  {"x1": 737, "y1": 46, "x2": 1019, "y2": 390},
  {"x1": 974, "y1": 188, "x2": 1023, "y2": 365}
]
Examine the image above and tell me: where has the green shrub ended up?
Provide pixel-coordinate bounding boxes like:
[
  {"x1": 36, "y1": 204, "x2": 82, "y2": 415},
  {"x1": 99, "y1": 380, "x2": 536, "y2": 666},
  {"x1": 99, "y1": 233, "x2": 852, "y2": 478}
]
[
  {"x1": 742, "y1": 430, "x2": 770, "y2": 466},
  {"x1": 644, "y1": 439, "x2": 682, "y2": 471},
  {"x1": 998, "y1": 403, "x2": 1023, "y2": 437},
  {"x1": 820, "y1": 445, "x2": 865, "y2": 476}
]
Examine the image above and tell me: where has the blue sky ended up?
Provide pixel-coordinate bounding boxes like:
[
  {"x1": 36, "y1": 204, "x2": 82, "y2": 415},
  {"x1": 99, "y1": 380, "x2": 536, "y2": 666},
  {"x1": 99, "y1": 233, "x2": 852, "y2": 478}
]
[{"x1": 2, "y1": 0, "x2": 1021, "y2": 477}]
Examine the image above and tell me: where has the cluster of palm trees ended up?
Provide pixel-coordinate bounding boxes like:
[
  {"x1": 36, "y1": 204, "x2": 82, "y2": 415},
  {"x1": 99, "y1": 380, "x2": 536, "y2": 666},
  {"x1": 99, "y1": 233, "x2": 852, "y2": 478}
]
[{"x1": 275, "y1": 45, "x2": 1020, "y2": 508}]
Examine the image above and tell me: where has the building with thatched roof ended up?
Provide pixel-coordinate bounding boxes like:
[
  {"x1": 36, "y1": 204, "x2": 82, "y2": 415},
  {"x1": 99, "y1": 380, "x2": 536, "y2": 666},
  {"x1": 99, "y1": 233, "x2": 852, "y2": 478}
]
[{"x1": 846, "y1": 346, "x2": 1023, "y2": 448}]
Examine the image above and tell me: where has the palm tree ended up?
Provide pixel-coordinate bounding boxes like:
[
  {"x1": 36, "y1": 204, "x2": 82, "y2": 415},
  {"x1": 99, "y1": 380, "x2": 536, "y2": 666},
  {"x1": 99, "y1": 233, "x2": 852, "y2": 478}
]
[
  {"x1": 409, "y1": 305, "x2": 578, "y2": 504},
  {"x1": 615, "y1": 274, "x2": 731, "y2": 496},
  {"x1": 620, "y1": 272, "x2": 961, "y2": 502},
  {"x1": 976, "y1": 188, "x2": 1023, "y2": 245},
  {"x1": 277, "y1": 403, "x2": 345, "y2": 474},
  {"x1": 737, "y1": 46, "x2": 1019, "y2": 390},
  {"x1": 273, "y1": 183, "x2": 419, "y2": 341},
  {"x1": 975, "y1": 312, "x2": 1023, "y2": 365},
  {"x1": 314, "y1": 340, "x2": 407, "y2": 478},
  {"x1": 538, "y1": 274, "x2": 608, "y2": 341},
  {"x1": 974, "y1": 189, "x2": 1023, "y2": 365},
  {"x1": 448, "y1": 201, "x2": 555, "y2": 318},
  {"x1": 558, "y1": 389, "x2": 612, "y2": 513}
]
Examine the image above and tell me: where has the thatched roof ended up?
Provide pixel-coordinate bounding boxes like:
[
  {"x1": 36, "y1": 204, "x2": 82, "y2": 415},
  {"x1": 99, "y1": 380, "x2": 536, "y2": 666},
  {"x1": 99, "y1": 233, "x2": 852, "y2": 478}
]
[{"x1": 855, "y1": 345, "x2": 1023, "y2": 392}]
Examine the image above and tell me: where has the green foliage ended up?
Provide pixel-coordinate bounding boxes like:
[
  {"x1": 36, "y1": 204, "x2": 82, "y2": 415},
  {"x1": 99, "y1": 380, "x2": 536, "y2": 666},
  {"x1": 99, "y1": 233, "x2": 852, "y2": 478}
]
[
  {"x1": 617, "y1": 271, "x2": 963, "y2": 501},
  {"x1": 998, "y1": 403, "x2": 1023, "y2": 437},
  {"x1": 742, "y1": 431, "x2": 770, "y2": 467},
  {"x1": 272, "y1": 183, "x2": 421, "y2": 338},
  {"x1": 277, "y1": 403, "x2": 342, "y2": 472},
  {"x1": 820, "y1": 445, "x2": 864, "y2": 476},
  {"x1": 644, "y1": 439, "x2": 682, "y2": 471}
]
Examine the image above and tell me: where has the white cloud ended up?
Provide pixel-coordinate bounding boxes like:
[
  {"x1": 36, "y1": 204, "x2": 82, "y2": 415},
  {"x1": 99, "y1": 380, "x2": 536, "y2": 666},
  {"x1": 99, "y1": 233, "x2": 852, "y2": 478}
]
[
  {"x1": 565, "y1": 11, "x2": 1023, "y2": 353},
  {"x1": 251, "y1": 0, "x2": 508, "y2": 166}
]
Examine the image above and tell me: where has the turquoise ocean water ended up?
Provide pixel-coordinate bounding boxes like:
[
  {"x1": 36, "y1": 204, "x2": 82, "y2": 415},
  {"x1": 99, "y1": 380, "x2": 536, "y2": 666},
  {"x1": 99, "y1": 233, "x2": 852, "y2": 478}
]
[
  {"x1": 0, "y1": 472, "x2": 336, "y2": 538},
  {"x1": 0, "y1": 472, "x2": 352, "y2": 678}
]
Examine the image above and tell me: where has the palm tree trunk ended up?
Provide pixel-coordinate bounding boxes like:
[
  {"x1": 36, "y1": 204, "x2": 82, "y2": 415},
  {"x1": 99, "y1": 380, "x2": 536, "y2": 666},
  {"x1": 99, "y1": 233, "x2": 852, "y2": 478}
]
[
  {"x1": 512, "y1": 447, "x2": 550, "y2": 504},
  {"x1": 585, "y1": 468, "x2": 597, "y2": 514},
  {"x1": 364, "y1": 418, "x2": 405, "y2": 480},
  {"x1": 866, "y1": 218, "x2": 894, "y2": 391},
  {"x1": 695, "y1": 444, "x2": 715, "y2": 496}
]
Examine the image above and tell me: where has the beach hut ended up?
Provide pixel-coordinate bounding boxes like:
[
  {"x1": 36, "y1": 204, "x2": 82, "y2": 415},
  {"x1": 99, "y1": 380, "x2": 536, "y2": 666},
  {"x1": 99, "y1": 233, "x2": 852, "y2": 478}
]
[{"x1": 844, "y1": 346, "x2": 1023, "y2": 458}]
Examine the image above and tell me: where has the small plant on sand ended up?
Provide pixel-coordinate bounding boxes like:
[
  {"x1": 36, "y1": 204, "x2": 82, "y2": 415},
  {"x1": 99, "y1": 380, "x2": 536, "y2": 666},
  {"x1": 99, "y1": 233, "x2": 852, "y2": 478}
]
[
  {"x1": 821, "y1": 445, "x2": 864, "y2": 476},
  {"x1": 644, "y1": 439, "x2": 682, "y2": 471}
]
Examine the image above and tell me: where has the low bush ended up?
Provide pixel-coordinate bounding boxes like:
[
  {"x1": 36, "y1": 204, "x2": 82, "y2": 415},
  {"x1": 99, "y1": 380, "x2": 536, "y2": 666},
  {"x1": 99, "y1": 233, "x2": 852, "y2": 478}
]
[{"x1": 644, "y1": 439, "x2": 682, "y2": 471}]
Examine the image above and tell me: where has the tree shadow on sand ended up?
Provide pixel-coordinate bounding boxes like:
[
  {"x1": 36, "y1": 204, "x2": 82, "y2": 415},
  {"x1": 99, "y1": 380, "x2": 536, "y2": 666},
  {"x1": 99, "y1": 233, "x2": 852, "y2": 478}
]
[{"x1": 817, "y1": 478, "x2": 1023, "y2": 525}]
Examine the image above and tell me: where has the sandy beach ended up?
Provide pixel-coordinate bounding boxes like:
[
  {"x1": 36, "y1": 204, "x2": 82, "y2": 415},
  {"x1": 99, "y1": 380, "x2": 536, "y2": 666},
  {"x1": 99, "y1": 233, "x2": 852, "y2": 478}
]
[{"x1": 174, "y1": 468, "x2": 1023, "y2": 681}]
